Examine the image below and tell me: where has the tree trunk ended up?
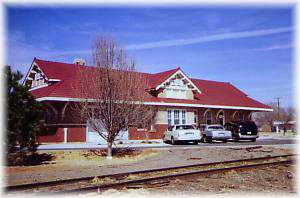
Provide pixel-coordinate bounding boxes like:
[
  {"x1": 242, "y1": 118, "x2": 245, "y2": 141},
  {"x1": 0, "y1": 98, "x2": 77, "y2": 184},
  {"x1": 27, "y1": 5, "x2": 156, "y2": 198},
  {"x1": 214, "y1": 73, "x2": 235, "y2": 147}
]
[
  {"x1": 107, "y1": 141, "x2": 113, "y2": 159},
  {"x1": 145, "y1": 131, "x2": 149, "y2": 143}
]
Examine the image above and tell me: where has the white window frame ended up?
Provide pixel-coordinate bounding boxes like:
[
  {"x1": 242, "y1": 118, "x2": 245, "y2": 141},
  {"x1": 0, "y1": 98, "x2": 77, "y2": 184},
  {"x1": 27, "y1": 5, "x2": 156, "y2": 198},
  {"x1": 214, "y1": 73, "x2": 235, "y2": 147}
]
[
  {"x1": 174, "y1": 109, "x2": 180, "y2": 125},
  {"x1": 167, "y1": 109, "x2": 187, "y2": 126},
  {"x1": 167, "y1": 109, "x2": 172, "y2": 126},
  {"x1": 182, "y1": 110, "x2": 186, "y2": 124}
]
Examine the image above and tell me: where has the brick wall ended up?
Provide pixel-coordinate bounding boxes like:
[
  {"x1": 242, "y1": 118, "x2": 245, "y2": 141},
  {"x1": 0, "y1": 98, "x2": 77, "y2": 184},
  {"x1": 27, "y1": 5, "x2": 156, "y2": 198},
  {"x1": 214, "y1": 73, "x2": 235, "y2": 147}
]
[
  {"x1": 38, "y1": 127, "x2": 64, "y2": 143},
  {"x1": 38, "y1": 126, "x2": 86, "y2": 143},
  {"x1": 67, "y1": 127, "x2": 86, "y2": 142},
  {"x1": 128, "y1": 124, "x2": 168, "y2": 140}
]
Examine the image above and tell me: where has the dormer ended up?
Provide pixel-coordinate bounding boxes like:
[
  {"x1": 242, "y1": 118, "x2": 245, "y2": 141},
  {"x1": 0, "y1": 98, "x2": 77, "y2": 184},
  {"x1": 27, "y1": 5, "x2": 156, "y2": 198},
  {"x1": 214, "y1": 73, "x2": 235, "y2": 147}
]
[
  {"x1": 156, "y1": 68, "x2": 201, "y2": 100},
  {"x1": 23, "y1": 59, "x2": 60, "y2": 91}
]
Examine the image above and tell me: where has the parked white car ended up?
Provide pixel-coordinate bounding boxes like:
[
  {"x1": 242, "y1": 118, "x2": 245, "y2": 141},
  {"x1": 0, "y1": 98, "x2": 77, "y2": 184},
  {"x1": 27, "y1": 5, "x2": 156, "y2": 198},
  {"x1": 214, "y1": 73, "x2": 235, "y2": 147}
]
[
  {"x1": 163, "y1": 124, "x2": 201, "y2": 145},
  {"x1": 201, "y1": 125, "x2": 232, "y2": 143}
]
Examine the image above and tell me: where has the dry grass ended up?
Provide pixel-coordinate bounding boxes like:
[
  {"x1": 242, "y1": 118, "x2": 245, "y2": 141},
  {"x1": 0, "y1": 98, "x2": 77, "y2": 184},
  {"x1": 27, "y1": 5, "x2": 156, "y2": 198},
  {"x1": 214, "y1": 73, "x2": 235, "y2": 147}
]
[{"x1": 39, "y1": 148, "x2": 158, "y2": 166}]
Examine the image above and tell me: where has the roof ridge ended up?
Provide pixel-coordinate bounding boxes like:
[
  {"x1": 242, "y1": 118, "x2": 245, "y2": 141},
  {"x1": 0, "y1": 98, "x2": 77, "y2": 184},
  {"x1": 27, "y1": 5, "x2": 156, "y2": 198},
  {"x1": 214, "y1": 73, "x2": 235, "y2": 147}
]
[
  {"x1": 35, "y1": 58, "x2": 185, "y2": 77},
  {"x1": 191, "y1": 78, "x2": 229, "y2": 84},
  {"x1": 151, "y1": 67, "x2": 180, "y2": 75}
]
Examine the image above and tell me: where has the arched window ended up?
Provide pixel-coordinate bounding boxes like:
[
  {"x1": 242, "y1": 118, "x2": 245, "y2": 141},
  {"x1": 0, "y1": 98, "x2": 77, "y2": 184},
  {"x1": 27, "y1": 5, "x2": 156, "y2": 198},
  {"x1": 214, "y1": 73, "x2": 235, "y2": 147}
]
[
  {"x1": 217, "y1": 111, "x2": 225, "y2": 125},
  {"x1": 205, "y1": 110, "x2": 212, "y2": 125}
]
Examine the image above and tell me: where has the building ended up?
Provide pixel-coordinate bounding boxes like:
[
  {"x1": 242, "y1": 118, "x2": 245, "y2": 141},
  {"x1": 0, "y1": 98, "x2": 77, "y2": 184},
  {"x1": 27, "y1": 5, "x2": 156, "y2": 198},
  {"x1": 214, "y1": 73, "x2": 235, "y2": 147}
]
[
  {"x1": 24, "y1": 58, "x2": 273, "y2": 144},
  {"x1": 272, "y1": 120, "x2": 296, "y2": 133}
]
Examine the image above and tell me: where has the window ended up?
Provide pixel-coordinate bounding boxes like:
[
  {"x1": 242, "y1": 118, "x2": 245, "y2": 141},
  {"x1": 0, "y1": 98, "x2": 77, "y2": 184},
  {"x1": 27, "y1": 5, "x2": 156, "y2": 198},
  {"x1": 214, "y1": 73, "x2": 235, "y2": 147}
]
[
  {"x1": 182, "y1": 110, "x2": 186, "y2": 124},
  {"x1": 174, "y1": 110, "x2": 180, "y2": 125},
  {"x1": 208, "y1": 125, "x2": 225, "y2": 130},
  {"x1": 168, "y1": 110, "x2": 172, "y2": 126},
  {"x1": 194, "y1": 111, "x2": 198, "y2": 124},
  {"x1": 168, "y1": 109, "x2": 187, "y2": 126},
  {"x1": 205, "y1": 110, "x2": 212, "y2": 125},
  {"x1": 176, "y1": 125, "x2": 196, "y2": 130}
]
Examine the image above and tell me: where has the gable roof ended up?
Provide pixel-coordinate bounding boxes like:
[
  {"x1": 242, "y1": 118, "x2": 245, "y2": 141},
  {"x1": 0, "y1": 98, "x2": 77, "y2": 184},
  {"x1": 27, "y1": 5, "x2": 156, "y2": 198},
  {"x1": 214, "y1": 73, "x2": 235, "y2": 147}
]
[{"x1": 28, "y1": 58, "x2": 272, "y2": 111}]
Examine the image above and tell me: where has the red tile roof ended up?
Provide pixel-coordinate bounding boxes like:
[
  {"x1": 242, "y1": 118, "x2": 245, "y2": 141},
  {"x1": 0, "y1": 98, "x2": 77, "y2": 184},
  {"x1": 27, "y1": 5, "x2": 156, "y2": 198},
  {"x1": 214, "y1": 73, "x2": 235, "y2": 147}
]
[{"x1": 30, "y1": 58, "x2": 271, "y2": 110}]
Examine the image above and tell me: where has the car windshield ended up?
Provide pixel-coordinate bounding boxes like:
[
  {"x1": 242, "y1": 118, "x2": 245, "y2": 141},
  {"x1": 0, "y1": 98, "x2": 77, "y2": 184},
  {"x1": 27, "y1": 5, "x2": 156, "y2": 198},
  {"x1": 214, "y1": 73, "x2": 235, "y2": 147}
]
[
  {"x1": 176, "y1": 125, "x2": 195, "y2": 130},
  {"x1": 208, "y1": 126, "x2": 224, "y2": 130}
]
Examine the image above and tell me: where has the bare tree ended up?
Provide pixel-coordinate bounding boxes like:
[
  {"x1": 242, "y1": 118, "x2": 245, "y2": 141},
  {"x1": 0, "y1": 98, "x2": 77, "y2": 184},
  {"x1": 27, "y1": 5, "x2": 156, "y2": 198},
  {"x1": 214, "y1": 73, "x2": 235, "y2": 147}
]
[
  {"x1": 137, "y1": 106, "x2": 158, "y2": 143},
  {"x1": 73, "y1": 36, "x2": 153, "y2": 159},
  {"x1": 281, "y1": 107, "x2": 295, "y2": 135},
  {"x1": 254, "y1": 102, "x2": 277, "y2": 129},
  {"x1": 254, "y1": 102, "x2": 295, "y2": 134}
]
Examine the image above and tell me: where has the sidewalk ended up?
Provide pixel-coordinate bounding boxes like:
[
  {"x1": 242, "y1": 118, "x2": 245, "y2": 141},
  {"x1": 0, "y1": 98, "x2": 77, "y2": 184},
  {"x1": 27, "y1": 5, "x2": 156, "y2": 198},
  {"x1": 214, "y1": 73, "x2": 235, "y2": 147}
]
[{"x1": 38, "y1": 140, "x2": 171, "y2": 150}]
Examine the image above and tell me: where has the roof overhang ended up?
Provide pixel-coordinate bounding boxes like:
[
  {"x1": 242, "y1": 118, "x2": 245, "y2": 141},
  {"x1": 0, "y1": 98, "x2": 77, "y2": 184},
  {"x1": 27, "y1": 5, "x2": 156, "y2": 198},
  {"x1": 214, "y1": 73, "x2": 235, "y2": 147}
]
[{"x1": 35, "y1": 97, "x2": 273, "y2": 112}]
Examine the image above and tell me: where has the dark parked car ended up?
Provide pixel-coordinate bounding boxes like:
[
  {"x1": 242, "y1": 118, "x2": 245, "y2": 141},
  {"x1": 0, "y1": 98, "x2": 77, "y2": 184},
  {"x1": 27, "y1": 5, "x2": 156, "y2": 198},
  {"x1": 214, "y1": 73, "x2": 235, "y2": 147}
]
[{"x1": 224, "y1": 121, "x2": 258, "y2": 142}]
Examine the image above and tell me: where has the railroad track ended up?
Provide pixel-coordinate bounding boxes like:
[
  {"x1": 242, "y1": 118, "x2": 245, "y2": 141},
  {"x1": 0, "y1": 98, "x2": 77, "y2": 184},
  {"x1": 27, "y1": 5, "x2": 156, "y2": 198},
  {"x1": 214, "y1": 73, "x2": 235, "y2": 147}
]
[{"x1": 6, "y1": 154, "x2": 295, "y2": 194}]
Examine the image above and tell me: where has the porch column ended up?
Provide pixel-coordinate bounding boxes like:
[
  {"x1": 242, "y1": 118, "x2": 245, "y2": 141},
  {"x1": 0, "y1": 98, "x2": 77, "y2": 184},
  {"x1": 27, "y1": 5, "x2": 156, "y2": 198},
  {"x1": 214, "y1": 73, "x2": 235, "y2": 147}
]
[{"x1": 63, "y1": 128, "x2": 68, "y2": 143}]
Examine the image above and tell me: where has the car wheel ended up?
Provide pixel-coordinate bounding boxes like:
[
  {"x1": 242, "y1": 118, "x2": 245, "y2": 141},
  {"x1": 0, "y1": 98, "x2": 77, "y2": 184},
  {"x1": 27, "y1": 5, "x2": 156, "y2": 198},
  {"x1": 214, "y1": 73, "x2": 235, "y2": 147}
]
[
  {"x1": 222, "y1": 139, "x2": 228, "y2": 143},
  {"x1": 171, "y1": 137, "x2": 176, "y2": 145},
  {"x1": 233, "y1": 135, "x2": 239, "y2": 142},
  {"x1": 193, "y1": 141, "x2": 198, "y2": 145},
  {"x1": 162, "y1": 135, "x2": 167, "y2": 143},
  {"x1": 250, "y1": 138, "x2": 256, "y2": 142},
  {"x1": 204, "y1": 136, "x2": 212, "y2": 143}
]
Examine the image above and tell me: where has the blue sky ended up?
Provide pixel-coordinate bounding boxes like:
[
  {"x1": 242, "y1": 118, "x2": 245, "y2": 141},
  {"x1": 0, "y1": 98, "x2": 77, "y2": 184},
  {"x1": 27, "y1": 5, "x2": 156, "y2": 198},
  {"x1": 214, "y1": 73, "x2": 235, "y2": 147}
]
[{"x1": 6, "y1": 6, "x2": 294, "y2": 108}]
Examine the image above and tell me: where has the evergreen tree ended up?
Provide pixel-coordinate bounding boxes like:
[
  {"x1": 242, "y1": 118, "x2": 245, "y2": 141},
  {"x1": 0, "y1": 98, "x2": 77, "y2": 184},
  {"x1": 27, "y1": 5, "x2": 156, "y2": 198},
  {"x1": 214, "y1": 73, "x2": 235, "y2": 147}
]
[{"x1": 6, "y1": 66, "x2": 43, "y2": 154}]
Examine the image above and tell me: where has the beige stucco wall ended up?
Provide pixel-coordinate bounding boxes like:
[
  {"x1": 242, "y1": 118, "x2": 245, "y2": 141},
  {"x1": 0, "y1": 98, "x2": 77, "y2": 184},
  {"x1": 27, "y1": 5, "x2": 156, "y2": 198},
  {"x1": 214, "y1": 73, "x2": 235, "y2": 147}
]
[
  {"x1": 187, "y1": 110, "x2": 196, "y2": 125},
  {"x1": 186, "y1": 90, "x2": 194, "y2": 100},
  {"x1": 157, "y1": 91, "x2": 166, "y2": 98},
  {"x1": 157, "y1": 88, "x2": 194, "y2": 99},
  {"x1": 155, "y1": 107, "x2": 168, "y2": 124}
]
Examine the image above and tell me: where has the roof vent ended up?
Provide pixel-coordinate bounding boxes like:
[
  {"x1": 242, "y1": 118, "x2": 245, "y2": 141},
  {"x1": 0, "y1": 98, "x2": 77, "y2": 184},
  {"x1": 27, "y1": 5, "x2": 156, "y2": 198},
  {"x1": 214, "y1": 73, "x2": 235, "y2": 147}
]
[{"x1": 73, "y1": 58, "x2": 86, "y2": 66}]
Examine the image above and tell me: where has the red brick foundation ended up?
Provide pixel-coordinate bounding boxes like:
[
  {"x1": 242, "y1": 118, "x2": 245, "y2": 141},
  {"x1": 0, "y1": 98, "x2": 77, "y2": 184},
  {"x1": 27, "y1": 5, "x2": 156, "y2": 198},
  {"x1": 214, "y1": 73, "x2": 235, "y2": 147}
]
[
  {"x1": 128, "y1": 124, "x2": 168, "y2": 140},
  {"x1": 38, "y1": 126, "x2": 86, "y2": 143},
  {"x1": 38, "y1": 127, "x2": 64, "y2": 143},
  {"x1": 67, "y1": 127, "x2": 86, "y2": 142}
]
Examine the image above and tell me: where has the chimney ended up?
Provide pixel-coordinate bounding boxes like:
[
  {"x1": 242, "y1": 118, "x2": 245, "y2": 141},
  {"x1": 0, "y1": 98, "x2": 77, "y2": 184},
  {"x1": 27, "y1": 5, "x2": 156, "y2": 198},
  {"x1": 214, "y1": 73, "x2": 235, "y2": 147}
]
[{"x1": 73, "y1": 58, "x2": 86, "y2": 66}]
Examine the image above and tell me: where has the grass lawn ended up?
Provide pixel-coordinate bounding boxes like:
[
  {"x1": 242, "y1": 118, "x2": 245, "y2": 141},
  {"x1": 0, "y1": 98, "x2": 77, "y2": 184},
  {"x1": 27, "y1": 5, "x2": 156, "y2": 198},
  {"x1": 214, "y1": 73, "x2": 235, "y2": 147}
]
[{"x1": 259, "y1": 131, "x2": 297, "y2": 138}]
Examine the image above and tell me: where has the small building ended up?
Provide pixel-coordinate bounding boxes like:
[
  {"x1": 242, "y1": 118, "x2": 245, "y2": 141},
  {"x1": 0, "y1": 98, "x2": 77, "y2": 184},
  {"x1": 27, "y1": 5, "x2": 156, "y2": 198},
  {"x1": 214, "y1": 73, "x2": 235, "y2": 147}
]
[
  {"x1": 24, "y1": 58, "x2": 273, "y2": 144},
  {"x1": 272, "y1": 120, "x2": 296, "y2": 133}
]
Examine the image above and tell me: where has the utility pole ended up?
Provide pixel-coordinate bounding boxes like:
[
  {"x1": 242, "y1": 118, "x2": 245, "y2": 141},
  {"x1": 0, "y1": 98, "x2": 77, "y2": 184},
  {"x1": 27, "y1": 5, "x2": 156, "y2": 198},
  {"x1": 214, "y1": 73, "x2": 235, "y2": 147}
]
[
  {"x1": 275, "y1": 97, "x2": 281, "y2": 134},
  {"x1": 276, "y1": 97, "x2": 280, "y2": 121}
]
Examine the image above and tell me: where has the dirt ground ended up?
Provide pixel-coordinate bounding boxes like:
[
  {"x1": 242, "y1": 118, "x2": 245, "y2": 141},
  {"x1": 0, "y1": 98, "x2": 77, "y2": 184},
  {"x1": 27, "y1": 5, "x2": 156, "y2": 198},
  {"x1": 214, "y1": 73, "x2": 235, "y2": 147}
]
[
  {"x1": 5, "y1": 145, "x2": 295, "y2": 187},
  {"x1": 98, "y1": 163, "x2": 296, "y2": 196}
]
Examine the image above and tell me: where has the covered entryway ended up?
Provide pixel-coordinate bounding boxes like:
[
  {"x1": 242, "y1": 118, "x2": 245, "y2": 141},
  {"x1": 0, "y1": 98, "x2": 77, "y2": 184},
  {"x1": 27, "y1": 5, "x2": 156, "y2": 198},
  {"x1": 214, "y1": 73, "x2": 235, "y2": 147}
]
[{"x1": 86, "y1": 119, "x2": 128, "y2": 144}]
